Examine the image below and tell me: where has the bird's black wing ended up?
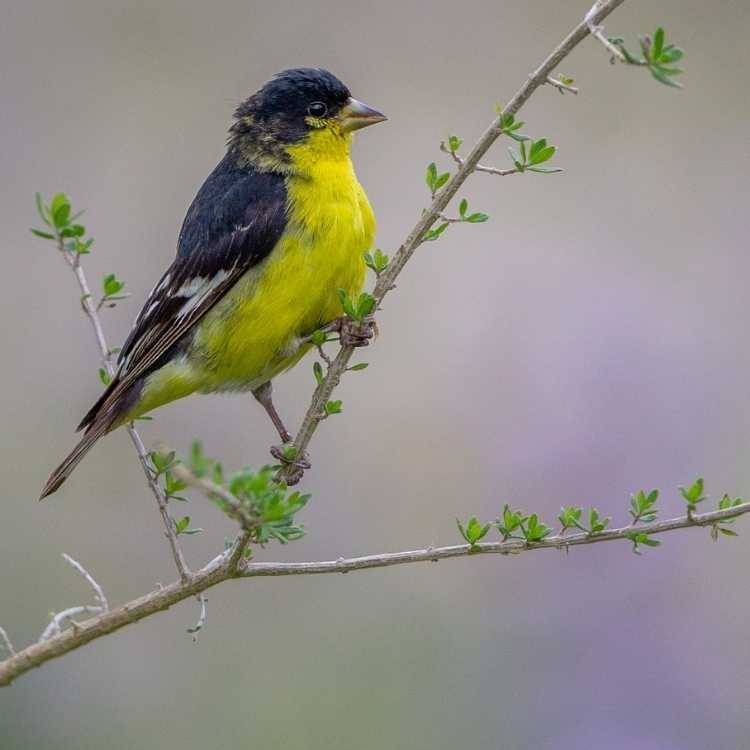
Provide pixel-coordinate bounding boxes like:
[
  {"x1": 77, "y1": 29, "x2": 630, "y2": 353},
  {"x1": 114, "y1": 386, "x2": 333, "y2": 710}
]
[{"x1": 78, "y1": 154, "x2": 287, "y2": 431}]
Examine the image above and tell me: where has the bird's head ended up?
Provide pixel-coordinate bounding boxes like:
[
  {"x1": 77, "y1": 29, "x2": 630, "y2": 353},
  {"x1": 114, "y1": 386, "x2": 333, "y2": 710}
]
[{"x1": 229, "y1": 68, "x2": 386, "y2": 172}]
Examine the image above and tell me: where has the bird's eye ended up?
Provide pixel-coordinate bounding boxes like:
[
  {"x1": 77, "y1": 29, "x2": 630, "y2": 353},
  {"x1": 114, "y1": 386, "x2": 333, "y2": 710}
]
[{"x1": 307, "y1": 101, "x2": 328, "y2": 118}]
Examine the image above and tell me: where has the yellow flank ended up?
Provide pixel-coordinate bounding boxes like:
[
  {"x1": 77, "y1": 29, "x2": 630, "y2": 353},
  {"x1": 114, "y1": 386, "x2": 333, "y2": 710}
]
[{"x1": 131, "y1": 126, "x2": 375, "y2": 418}]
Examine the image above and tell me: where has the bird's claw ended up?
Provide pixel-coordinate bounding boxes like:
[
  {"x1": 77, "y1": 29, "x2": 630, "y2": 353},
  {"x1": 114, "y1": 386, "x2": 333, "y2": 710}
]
[
  {"x1": 270, "y1": 444, "x2": 311, "y2": 485},
  {"x1": 339, "y1": 316, "x2": 377, "y2": 348}
]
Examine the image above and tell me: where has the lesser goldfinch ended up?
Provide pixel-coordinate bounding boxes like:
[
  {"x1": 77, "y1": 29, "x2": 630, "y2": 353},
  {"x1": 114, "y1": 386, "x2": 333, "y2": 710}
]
[{"x1": 42, "y1": 68, "x2": 385, "y2": 498}]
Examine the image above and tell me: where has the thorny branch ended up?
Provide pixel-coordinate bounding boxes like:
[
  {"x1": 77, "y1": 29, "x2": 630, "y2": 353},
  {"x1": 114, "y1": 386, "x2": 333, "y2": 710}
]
[{"x1": 1, "y1": 0, "x2": 715, "y2": 687}]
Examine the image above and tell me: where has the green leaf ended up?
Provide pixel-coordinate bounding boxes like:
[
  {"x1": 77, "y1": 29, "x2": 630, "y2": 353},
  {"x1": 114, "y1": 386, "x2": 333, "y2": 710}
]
[
  {"x1": 324, "y1": 400, "x2": 343, "y2": 415},
  {"x1": 448, "y1": 134, "x2": 463, "y2": 153},
  {"x1": 718, "y1": 494, "x2": 743, "y2": 512},
  {"x1": 311, "y1": 329, "x2": 327, "y2": 346},
  {"x1": 98, "y1": 368, "x2": 111, "y2": 386},
  {"x1": 102, "y1": 273, "x2": 125, "y2": 297},
  {"x1": 625, "y1": 531, "x2": 661, "y2": 554},
  {"x1": 165, "y1": 471, "x2": 188, "y2": 496},
  {"x1": 652, "y1": 27, "x2": 665, "y2": 61},
  {"x1": 151, "y1": 450, "x2": 176, "y2": 476},
  {"x1": 355, "y1": 292, "x2": 376, "y2": 321},
  {"x1": 496, "y1": 504, "x2": 526, "y2": 538},
  {"x1": 60, "y1": 224, "x2": 85, "y2": 238},
  {"x1": 434, "y1": 171, "x2": 450, "y2": 191},
  {"x1": 630, "y1": 489, "x2": 659, "y2": 523},
  {"x1": 523, "y1": 513, "x2": 552, "y2": 542},
  {"x1": 457, "y1": 517, "x2": 490, "y2": 547},
  {"x1": 313, "y1": 361, "x2": 324, "y2": 385},
  {"x1": 466, "y1": 212, "x2": 489, "y2": 223},
  {"x1": 528, "y1": 141, "x2": 556, "y2": 166},
  {"x1": 31, "y1": 228, "x2": 55, "y2": 240},
  {"x1": 426, "y1": 162, "x2": 438, "y2": 192},
  {"x1": 527, "y1": 167, "x2": 563, "y2": 174},
  {"x1": 660, "y1": 46, "x2": 684, "y2": 64},
  {"x1": 174, "y1": 516, "x2": 191, "y2": 534},
  {"x1": 649, "y1": 66, "x2": 683, "y2": 88},
  {"x1": 588, "y1": 507, "x2": 610, "y2": 534},
  {"x1": 349, "y1": 362, "x2": 369, "y2": 371},
  {"x1": 558, "y1": 505, "x2": 583, "y2": 530},
  {"x1": 679, "y1": 477, "x2": 705, "y2": 507},
  {"x1": 337, "y1": 289, "x2": 356, "y2": 318},
  {"x1": 35, "y1": 193, "x2": 51, "y2": 226},
  {"x1": 459, "y1": 198, "x2": 468, "y2": 218},
  {"x1": 50, "y1": 193, "x2": 71, "y2": 229},
  {"x1": 422, "y1": 222, "x2": 449, "y2": 242},
  {"x1": 372, "y1": 248, "x2": 389, "y2": 272}
]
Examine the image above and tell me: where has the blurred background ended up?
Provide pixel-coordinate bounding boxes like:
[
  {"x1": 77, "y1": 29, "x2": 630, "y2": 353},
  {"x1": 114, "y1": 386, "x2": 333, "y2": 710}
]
[{"x1": 2, "y1": 0, "x2": 749, "y2": 747}]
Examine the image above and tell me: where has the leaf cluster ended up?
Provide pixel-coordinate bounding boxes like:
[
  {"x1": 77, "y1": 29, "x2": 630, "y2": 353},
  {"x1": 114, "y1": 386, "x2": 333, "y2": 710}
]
[
  {"x1": 32, "y1": 192, "x2": 94, "y2": 254},
  {"x1": 337, "y1": 289, "x2": 376, "y2": 323},
  {"x1": 610, "y1": 26, "x2": 684, "y2": 87},
  {"x1": 507, "y1": 138, "x2": 560, "y2": 174},
  {"x1": 188, "y1": 442, "x2": 310, "y2": 545}
]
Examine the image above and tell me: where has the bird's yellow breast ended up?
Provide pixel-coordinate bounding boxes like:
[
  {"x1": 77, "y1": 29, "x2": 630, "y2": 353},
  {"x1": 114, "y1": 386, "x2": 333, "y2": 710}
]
[{"x1": 191, "y1": 128, "x2": 374, "y2": 392}]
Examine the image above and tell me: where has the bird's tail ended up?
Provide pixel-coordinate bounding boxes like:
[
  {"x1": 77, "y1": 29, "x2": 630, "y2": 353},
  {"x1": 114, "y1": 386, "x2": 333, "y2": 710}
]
[{"x1": 40, "y1": 421, "x2": 111, "y2": 500}]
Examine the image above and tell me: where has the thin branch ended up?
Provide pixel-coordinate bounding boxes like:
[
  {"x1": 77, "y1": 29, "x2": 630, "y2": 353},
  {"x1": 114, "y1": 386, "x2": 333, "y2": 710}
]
[
  {"x1": 277, "y1": 0, "x2": 627, "y2": 483},
  {"x1": 187, "y1": 595, "x2": 208, "y2": 640},
  {"x1": 38, "y1": 606, "x2": 102, "y2": 642},
  {"x1": 585, "y1": 0, "x2": 646, "y2": 65},
  {"x1": 0, "y1": 628, "x2": 15, "y2": 657},
  {"x1": 59, "y1": 242, "x2": 191, "y2": 583},
  {"x1": 441, "y1": 142, "x2": 520, "y2": 176},
  {"x1": 2, "y1": 500, "x2": 748, "y2": 686},
  {"x1": 61, "y1": 553, "x2": 109, "y2": 612},
  {"x1": 546, "y1": 75, "x2": 579, "y2": 94},
  {"x1": 170, "y1": 462, "x2": 260, "y2": 535}
]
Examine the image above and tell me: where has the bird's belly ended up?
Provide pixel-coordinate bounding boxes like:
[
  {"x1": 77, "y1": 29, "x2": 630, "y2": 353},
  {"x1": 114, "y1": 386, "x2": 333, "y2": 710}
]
[{"x1": 192, "y1": 187, "x2": 373, "y2": 391}]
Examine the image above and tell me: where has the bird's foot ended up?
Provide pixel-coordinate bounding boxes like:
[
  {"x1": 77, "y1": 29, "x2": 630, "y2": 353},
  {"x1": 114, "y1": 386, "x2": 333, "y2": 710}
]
[
  {"x1": 270, "y1": 444, "x2": 311, "y2": 486},
  {"x1": 335, "y1": 315, "x2": 377, "y2": 348}
]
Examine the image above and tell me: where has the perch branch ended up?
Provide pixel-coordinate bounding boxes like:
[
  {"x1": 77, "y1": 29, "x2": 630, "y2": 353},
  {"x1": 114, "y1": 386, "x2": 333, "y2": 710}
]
[{"x1": 2, "y1": 499, "x2": 748, "y2": 686}]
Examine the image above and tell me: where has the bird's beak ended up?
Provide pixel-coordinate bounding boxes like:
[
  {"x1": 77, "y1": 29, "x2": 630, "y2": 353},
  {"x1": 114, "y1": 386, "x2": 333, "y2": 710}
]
[{"x1": 339, "y1": 98, "x2": 387, "y2": 132}]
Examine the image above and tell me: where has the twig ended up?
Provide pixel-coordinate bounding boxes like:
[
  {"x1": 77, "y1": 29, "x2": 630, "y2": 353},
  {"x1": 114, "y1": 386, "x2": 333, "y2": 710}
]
[
  {"x1": 187, "y1": 595, "x2": 208, "y2": 640},
  {"x1": 440, "y1": 142, "x2": 519, "y2": 176},
  {"x1": 2, "y1": 499, "x2": 748, "y2": 686},
  {"x1": 585, "y1": 0, "x2": 645, "y2": 65},
  {"x1": 278, "y1": 0, "x2": 627, "y2": 484},
  {"x1": 0, "y1": 627, "x2": 15, "y2": 657},
  {"x1": 170, "y1": 462, "x2": 260, "y2": 535},
  {"x1": 546, "y1": 75, "x2": 579, "y2": 94},
  {"x1": 61, "y1": 553, "x2": 109, "y2": 612},
  {"x1": 59, "y1": 243, "x2": 191, "y2": 583},
  {"x1": 38, "y1": 605, "x2": 102, "y2": 641}
]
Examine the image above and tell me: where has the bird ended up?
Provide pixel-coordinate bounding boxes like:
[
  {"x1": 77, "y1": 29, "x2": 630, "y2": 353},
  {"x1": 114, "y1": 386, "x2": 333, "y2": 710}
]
[{"x1": 41, "y1": 68, "x2": 386, "y2": 499}]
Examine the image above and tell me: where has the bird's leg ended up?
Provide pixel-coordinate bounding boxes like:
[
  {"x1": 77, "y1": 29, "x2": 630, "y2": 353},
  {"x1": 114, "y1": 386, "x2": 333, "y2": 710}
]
[
  {"x1": 252, "y1": 381, "x2": 292, "y2": 443},
  {"x1": 253, "y1": 381, "x2": 311, "y2": 483}
]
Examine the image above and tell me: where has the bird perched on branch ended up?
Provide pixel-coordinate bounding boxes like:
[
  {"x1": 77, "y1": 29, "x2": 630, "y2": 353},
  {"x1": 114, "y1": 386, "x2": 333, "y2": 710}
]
[{"x1": 41, "y1": 68, "x2": 386, "y2": 498}]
